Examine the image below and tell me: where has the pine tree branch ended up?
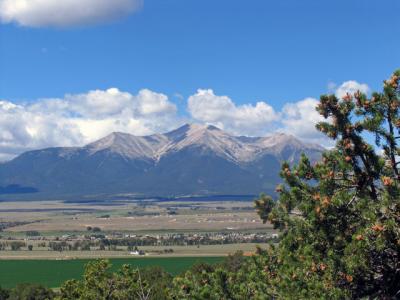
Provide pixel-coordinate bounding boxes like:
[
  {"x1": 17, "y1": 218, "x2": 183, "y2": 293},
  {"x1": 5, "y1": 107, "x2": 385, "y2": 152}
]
[
  {"x1": 384, "y1": 98, "x2": 400, "y2": 180},
  {"x1": 346, "y1": 194, "x2": 357, "y2": 207}
]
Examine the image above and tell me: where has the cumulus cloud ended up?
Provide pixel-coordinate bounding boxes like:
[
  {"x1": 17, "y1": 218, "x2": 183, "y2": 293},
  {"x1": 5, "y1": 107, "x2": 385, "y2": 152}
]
[
  {"x1": 335, "y1": 80, "x2": 370, "y2": 99},
  {"x1": 0, "y1": 88, "x2": 178, "y2": 160},
  {"x1": 279, "y1": 80, "x2": 370, "y2": 146},
  {"x1": 188, "y1": 89, "x2": 279, "y2": 136},
  {"x1": 280, "y1": 98, "x2": 328, "y2": 145},
  {"x1": 0, "y1": 0, "x2": 143, "y2": 28},
  {"x1": 0, "y1": 79, "x2": 371, "y2": 160},
  {"x1": 187, "y1": 90, "x2": 332, "y2": 145}
]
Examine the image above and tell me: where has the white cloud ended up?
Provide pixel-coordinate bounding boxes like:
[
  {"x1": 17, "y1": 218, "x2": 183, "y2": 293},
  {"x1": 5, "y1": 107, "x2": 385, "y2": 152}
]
[
  {"x1": 136, "y1": 89, "x2": 177, "y2": 115},
  {"x1": 280, "y1": 98, "x2": 328, "y2": 145},
  {"x1": 277, "y1": 80, "x2": 371, "y2": 145},
  {"x1": 188, "y1": 89, "x2": 279, "y2": 136},
  {"x1": 335, "y1": 80, "x2": 370, "y2": 99},
  {"x1": 0, "y1": 0, "x2": 143, "y2": 28},
  {"x1": 0, "y1": 100, "x2": 84, "y2": 161},
  {"x1": 0, "y1": 88, "x2": 178, "y2": 160},
  {"x1": 0, "y1": 79, "x2": 370, "y2": 160}
]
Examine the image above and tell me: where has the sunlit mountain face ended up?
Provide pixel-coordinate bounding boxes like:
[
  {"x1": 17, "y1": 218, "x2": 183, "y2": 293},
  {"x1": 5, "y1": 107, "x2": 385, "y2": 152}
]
[{"x1": 0, "y1": 124, "x2": 323, "y2": 198}]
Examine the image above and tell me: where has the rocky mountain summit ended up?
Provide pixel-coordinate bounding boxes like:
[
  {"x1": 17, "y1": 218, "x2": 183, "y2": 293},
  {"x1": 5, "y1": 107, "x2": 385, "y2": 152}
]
[{"x1": 0, "y1": 124, "x2": 323, "y2": 198}]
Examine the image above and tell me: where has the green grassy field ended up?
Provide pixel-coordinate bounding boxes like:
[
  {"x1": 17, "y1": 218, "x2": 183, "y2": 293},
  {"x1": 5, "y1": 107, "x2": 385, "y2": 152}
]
[{"x1": 0, "y1": 257, "x2": 224, "y2": 288}]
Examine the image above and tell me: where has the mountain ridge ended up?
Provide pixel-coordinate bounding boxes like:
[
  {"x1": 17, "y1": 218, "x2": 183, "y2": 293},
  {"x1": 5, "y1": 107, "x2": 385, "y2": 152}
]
[
  {"x1": 81, "y1": 123, "x2": 323, "y2": 164},
  {"x1": 0, "y1": 124, "x2": 324, "y2": 198}
]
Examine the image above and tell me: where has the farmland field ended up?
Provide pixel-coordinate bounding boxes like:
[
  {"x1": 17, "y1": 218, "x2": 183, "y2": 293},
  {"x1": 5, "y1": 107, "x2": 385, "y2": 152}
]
[
  {"x1": 0, "y1": 200, "x2": 269, "y2": 233},
  {"x1": 0, "y1": 199, "x2": 272, "y2": 288},
  {"x1": 0, "y1": 257, "x2": 224, "y2": 288}
]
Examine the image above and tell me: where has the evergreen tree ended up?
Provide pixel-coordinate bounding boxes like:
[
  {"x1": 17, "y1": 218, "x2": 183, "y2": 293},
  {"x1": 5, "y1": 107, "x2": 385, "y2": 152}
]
[
  {"x1": 0, "y1": 286, "x2": 9, "y2": 300},
  {"x1": 254, "y1": 69, "x2": 400, "y2": 298},
  {"x1": 8, "y1": 283, "x2": 54, "y2": 300},
  {"x1": 57, "y1": 260, "x2": 172, "y2": 300}
]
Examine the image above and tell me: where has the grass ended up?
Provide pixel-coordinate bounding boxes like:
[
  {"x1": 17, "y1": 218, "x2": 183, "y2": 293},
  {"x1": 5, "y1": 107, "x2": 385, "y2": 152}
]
[
  {"x1": 0, "y1": 244, "x2": 265, "y2": 259},
  {"x1": 0, "y1": 257, "x2": 224, "y2": 288}
]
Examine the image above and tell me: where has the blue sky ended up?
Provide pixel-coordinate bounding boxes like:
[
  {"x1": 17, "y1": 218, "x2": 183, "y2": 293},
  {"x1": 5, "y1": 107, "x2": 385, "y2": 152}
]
[{"x1": 0, "y1": 0, "x2": 399, "y2": 159}]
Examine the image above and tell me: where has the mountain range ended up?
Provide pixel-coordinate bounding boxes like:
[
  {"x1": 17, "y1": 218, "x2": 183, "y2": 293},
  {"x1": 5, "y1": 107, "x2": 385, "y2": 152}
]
[{"x1": 0, "y1": 124, "x2": 324, "y2": 199}]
